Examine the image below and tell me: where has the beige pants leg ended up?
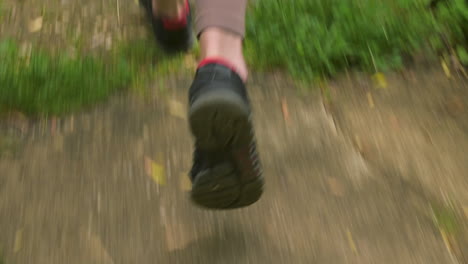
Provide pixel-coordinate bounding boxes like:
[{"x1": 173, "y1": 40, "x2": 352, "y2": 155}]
[{"x1": 194, "y1": 0, "x2": 248, "y2": 37}]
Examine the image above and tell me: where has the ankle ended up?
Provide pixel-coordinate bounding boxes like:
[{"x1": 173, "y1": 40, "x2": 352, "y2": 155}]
[{"x1": 199, "y1": 28, "x2": 248, "y2": 82}]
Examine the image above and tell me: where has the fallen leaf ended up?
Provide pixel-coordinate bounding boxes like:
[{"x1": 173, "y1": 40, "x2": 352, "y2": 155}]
[
  {"x1": 439, "y1": 229, "x2": 458, "y2": 260},
  {"x1": 440, "y1": 229, "x2": 451, "y2": 251},
  {"x1": 28, "y1": 17, "x2": 43, "y2": 33},
  {"x1": 372, "y1": 72, "x2": 387, "y2": 89},
  {"x1": 14, "y1": 229, "x2": 23, "y2": 253},
  {"x1": 346, "y1": 229, "x2": 357, "y2": 253},
  {"x1": 463, "y1": 206, "x2": 468, "y2": 219},
  {"x1": 145, "y1": 156, "x2": 166, "y2": 186},
  {"x1": 168, "y1": 99, "x2": 186, "y2": 120},
  {"x1": 152, "y1": 163, "x2": 165, "y2": 185},
  {"x1": 281, "y1": 98, "x2": 290, "y2": 122},
  {"x1": 180, "y1": 173, "x2": 191, "y2": 191},
  {"x1": 366, "y1": 92, "x2": 375, "y2": 109},
  {"x1": 441, "y1": 59, "x2": 451, "y2": 79},
  {"x1": 441, "y1": 228, "x2": 465, "y2": 263}
]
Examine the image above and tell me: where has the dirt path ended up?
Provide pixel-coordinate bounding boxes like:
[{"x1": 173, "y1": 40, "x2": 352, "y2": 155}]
[{"x1": 0, "y1": 72, "x2": 466, "y2": 263}]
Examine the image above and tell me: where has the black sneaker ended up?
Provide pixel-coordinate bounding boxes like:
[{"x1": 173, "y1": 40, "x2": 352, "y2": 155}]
[
  {"x1": 188, "y1": 62, "x2": 264, "y2": 209},
  {"x1": 139, "y1": 0, "x2": 193, "y2": 53}
]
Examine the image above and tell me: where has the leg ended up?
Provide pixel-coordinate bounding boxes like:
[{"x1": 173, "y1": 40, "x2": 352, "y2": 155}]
[
  {"x1": 195, "y1": 0, "x2": 248, "y2": 81},
  {"x1": 187, "y1": 0, "x2": 264, "y2": 209}
]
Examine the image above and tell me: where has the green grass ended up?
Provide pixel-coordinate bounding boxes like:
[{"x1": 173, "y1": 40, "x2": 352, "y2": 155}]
[
  {"x1": 0, "y1": 39, "x2": 132, "y2": 115},
  {"x1": 0, "y1": 38, "x2": 188, "y2": 116},
  {"x1": 245, "y1": 0, "x2": 468, "y2": 81}
]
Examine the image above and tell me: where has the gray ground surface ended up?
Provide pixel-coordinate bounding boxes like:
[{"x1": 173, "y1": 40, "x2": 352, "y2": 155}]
[{"x1": 0, "y1": 73, "x2": 467, "y2": 263}]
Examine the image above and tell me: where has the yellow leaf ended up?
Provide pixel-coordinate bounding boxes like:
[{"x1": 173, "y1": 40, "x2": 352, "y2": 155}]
[
  {"x1": 366, "y1": 92, "x2": 375, "y2": 109},
  {"x1": 439, "y1": 229, "x2": 455, "y2": 257},
  {"x1": 441, "y1": 60, "x2": 451, "y2": 78},
  {"x1": 372, "y1": 72, "x2": 387, "y2": 89},
  {"x1": 151, "y1": 162, "x2": 165, "y2": 185},
  {"x1": 14, "y1": 229, "x2": 23, "y2": 253},
  {"x1": 145, "y1": 156, "x2": 166, "y2": 186},
  {"x1": 463, "y1": 206, "x2": 468, "y2": 219},
  {"x1": 180, "y1": 173, "x2": 192, "y2": 191},
  {"x1": 346, "y1": 230, "x2": 357, "y2": 253},
  {"x1": 28, "y1": 17, "x2": 43, "y2": 33}
]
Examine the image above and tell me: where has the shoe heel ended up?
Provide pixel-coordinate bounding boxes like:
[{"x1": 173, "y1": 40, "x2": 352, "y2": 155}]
[{"x1": 189, "y1": 89, "x2": 251, "y2": 151}]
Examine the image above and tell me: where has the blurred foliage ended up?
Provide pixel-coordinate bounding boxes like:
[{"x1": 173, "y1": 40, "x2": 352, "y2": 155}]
[
  {"x1": 0, "y1": 38, "x2": 189, "y2": 116},
  {"x1": 432, "y1": 203, "x2": 462, "y2": 234},
  {"x1": 0, "y1": 39, "x2": 132, "y2": 115},
  {"x1": 245, "y1": 0, "x2": 468, "y2": 81}
]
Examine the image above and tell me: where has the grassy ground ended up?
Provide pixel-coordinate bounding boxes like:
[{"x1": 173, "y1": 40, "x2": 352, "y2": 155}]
[
  {"x1": 0, "y1": 39, "x2": 131, "y2": 115},
  {"x1": 245, "y1": 0, "x2": 468, "y2": 81},
  {"x1": 0, "y1": 37, "x2": 192, "y2": 115},
  {"x1": 0, "y1": 0, "x2": 467, "y2": 115}
]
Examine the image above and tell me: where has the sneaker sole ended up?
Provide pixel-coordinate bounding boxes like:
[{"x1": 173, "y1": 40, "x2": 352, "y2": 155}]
[{"x1": 188, "y1": 89, "x2": 264, "y2": 209}]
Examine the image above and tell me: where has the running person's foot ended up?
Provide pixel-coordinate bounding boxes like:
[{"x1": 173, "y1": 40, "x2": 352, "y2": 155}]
[
  {"x1": 188, "y1": 60, "x2": 264, "y2": 209},
  {"x1": 139, "y1": 0, "x2": 193, "y2": 53}
]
